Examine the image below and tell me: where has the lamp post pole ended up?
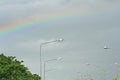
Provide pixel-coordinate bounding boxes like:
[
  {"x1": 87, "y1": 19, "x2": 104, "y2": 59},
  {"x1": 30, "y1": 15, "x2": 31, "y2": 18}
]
[
  {"x1": 40, "y1": 44, "x2": 42, "y2": 78},
  {"x1": 39, "y1": 38, "x2": 64, "y2": 80},
  {"x1": 43, "y1": 57, "x2": 63, "y2": 80},
  {"x1": 115, "y1": 63, "x2": 119, "y2": 80}
]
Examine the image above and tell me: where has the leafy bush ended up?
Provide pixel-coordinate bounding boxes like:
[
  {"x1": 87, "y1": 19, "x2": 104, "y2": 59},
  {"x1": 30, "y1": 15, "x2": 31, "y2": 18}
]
[{"x1": 0, "y1": 54, "x2": 41, "y2": 80}]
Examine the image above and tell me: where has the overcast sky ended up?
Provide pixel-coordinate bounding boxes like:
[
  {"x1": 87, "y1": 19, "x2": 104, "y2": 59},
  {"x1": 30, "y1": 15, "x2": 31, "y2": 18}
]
[{"x1": 0, "y1": 0, "x2": 120, "y2": 80}]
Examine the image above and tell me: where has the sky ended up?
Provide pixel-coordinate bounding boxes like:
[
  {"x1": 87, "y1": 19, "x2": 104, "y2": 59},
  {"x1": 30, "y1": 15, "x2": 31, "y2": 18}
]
[{"x1": 0, "y1": 0, "x2": 120, "y2": 80}]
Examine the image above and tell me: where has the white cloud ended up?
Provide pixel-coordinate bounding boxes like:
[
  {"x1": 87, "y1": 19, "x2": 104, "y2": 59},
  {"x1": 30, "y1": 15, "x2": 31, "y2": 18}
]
[
  {"x1": 0, "y1": 0, "x2": 120, "y2": 12},
  {"x1": 0, "y1": 0, "x2": 119, "y2": 24}
]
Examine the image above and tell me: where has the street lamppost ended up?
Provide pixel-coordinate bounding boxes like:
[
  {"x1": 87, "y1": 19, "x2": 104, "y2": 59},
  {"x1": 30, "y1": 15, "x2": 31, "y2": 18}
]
[
  {"x1": 43, "y1": 57, "x2": 63, "y2": 80},
  {"x1": 39, "y1": 38, "x2": 64, "y2": 79}
]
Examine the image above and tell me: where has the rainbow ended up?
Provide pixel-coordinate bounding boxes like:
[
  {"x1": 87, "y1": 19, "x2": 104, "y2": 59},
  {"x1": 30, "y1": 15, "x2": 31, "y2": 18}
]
[
  {"x1": 0, "y1": 10, "x2": 82, "y2": 35},
  {"x1": 0, "y1": 9, "x2": 114, "y2": 35}
]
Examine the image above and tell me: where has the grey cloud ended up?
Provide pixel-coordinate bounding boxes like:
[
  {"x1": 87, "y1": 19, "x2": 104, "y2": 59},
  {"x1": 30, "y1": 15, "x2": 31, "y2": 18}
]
[
  {"x1": 60, "y1": 0, "x2": 72, "y2": 4},
  {"x1": 0, "y1": 0, "x2": 120, "y2": 6},
  {"x1": 0, "y1": 0, "x2": 36, "y2": 5},
  {"x1": 0, "y1": 0, "x2": 119, "y2": 16}
]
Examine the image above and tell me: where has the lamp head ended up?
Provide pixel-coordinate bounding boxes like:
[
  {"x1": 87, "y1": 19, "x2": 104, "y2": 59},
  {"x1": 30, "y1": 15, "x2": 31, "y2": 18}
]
[
  {"x1": 104, "y1": 45, "x2": 110, "y2": 49},
  {"x1": 56, "y1": 38, "x2": 64, "y2": 42},
  {"x1": 115, "y1": 62, "x2": 118, "y2": 65},
  {"x1": 86, "y1": 63, "x2": 90, "y2": 65},
  {"x1": 57, "y1": 57, "x2": 63, "y2": 61}
]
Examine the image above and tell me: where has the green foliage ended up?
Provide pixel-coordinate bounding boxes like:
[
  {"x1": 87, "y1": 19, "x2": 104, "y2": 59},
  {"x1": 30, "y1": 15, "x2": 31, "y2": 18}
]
[
  {"x1": 113, "y1": 77, "x2": 118, "y2": 80},
  {"x1": 0, "y1": 53, "x2": 41, "y2": 80}
]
